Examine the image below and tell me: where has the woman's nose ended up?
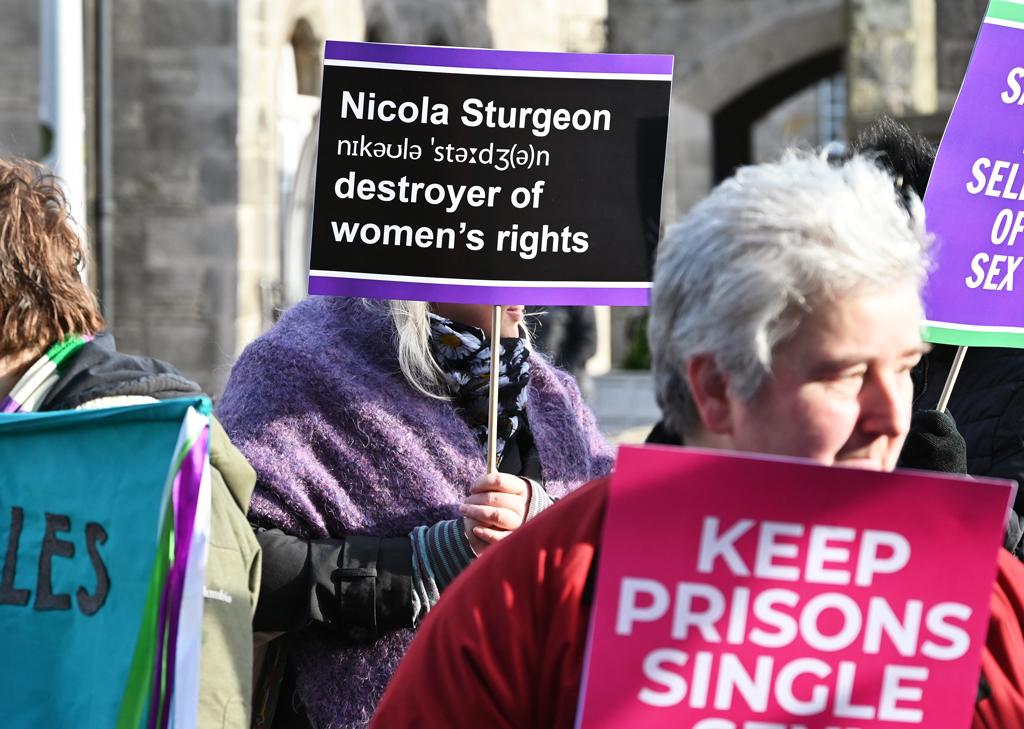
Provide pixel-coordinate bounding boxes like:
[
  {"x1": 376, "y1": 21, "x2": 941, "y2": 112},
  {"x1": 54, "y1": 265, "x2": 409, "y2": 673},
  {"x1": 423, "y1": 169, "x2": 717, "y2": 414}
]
[{"x1": 859, "y1": 370, "x2": 910, "y2": 437}]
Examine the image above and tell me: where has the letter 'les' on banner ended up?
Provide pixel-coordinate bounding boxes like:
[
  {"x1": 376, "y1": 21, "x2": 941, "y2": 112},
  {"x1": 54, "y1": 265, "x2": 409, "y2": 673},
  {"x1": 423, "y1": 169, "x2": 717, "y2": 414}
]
[
  {"x1": 922, "y1": 0, "x2": 1024, "y2": 347},
  {"x1": 0, "y1": 399, "x2": 210, "y2": 729},
  {"x1": 575, "y1": 446, "x2": 1014, "y2": 729},
  {"x1": 307, "y1": 42, "x2": 673, "y2": 306}
]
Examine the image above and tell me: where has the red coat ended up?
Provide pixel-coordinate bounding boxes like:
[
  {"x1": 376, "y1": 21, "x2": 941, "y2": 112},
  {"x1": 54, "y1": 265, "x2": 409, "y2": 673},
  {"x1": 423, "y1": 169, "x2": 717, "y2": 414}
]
[
  {"x1": 373, "y1": 477, "x2": 1024, "y2": 729},
  {"x1": 373, "y1": 478, "x2": 607, "y2": 729},
  {"x1": 974, "y1": 549, "x2": 1024, "y2": 727}
]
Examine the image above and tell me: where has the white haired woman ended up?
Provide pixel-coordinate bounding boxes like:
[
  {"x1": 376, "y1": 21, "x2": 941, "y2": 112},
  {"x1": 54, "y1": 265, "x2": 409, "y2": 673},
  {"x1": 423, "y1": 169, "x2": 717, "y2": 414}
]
[
  {"x1": 216, "y1": 297, "x2": 613, "y2": 727},
  {"x1": 371, "y1": 150, "x2": 1024, "y2": 728},
  {"x1": 645, "y1": 149, "x2": 930, "y2": 468}
]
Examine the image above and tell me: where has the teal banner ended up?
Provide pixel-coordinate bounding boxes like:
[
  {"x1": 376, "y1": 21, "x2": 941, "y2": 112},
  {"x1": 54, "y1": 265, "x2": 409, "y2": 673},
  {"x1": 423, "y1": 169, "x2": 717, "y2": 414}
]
[{"x1": 0, "y1": 398, "x2": 208, "y2": 727}]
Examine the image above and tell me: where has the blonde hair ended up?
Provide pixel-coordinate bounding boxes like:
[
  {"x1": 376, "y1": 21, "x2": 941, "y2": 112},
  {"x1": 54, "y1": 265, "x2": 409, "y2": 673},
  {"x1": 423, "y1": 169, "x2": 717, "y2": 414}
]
[
  {"x1": 384, "y1": 300, "x2": 532, "y2": 399},
  {"x1": 388, "y1": 300, "x2": 447, "y2": 399}
]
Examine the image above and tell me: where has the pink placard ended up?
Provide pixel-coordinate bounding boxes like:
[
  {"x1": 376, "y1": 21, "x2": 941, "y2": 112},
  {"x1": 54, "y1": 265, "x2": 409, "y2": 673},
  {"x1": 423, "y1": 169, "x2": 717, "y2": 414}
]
[{"x1": 576, "y1": 445, "x2": 1014, "y2": 729}]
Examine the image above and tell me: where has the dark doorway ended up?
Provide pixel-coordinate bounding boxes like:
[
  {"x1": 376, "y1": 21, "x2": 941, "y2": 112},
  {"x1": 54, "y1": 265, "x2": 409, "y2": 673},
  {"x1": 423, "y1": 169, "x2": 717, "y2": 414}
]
[{"x1": 712, "y1": 48, "x2": 843, "y2": 183}]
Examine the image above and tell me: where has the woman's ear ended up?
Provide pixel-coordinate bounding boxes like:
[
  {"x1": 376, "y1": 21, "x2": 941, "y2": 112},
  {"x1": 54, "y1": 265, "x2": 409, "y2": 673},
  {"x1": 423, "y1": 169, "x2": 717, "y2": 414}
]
[{"x1": 686, "y1": 354, "x2": 734, "y2": 435}]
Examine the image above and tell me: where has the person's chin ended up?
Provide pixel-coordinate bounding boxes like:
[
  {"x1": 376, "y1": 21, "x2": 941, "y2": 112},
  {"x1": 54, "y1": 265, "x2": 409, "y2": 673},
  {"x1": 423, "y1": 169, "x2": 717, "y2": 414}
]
[{"x1": 833, "y1": 455, "x2": 885, "y2": 471}]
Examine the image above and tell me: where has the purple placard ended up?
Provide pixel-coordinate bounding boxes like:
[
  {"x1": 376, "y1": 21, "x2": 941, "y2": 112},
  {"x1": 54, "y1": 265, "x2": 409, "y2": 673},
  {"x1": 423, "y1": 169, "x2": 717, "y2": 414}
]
[
  {"x1": 922, "y1": 19, "x2": 1024, "y2": 347},
  {"x1": 308, "y1": 274, "x2": 651, "y2": 306},
  {"x1": 324, "y1": 40, "x2": 674, "y2": 76}
]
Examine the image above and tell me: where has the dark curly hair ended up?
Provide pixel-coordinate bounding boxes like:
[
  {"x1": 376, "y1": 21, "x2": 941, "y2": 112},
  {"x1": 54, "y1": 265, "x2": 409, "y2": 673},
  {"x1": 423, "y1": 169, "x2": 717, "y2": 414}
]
[
  {"x1": 0, "y1": 157, "x2": 104, "y2": 359},
  {"x1": 851, "y1": 115, "x2": 936, "y2": 199}
]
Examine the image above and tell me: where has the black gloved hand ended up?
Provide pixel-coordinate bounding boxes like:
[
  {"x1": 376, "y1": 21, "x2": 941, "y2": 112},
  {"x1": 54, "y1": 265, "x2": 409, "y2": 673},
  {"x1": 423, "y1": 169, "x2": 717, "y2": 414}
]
[{"x1": 897, "y1": 409, "x2": 967, "y2": 474}]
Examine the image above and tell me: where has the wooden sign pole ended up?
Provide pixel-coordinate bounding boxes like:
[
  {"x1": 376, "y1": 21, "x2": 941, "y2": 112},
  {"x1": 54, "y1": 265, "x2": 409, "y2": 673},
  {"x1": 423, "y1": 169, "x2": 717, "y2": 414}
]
[
  {"x1": 936, "y1": 345, "x2": 968, "y2": 413},
  {"x1": 486, "y1": 305, "x2": 502, "y2": 473}
]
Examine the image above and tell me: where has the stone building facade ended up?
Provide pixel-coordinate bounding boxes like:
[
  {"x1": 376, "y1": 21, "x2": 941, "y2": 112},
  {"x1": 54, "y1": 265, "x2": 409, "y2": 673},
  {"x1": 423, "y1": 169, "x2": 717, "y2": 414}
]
[
  {"x1": 846, "y1": 0, "x2": 989, "y2": 141},
  {"x1": 603, "y1": 0, "x2": 986, "y2": 367},
  {"x1": 0, "y1": 0, "x2": 987, "y2": 393},
  {"x1": 0, "y1": 0, "x2": 603, "y2": 392},
  {"x1": 0, "y1": 8, "x2": 40, "y2": 161}
]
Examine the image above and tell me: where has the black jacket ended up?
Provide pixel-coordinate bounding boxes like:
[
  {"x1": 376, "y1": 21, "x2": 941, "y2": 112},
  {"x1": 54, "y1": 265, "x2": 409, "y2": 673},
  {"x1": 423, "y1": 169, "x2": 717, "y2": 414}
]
[
  {"x1": 39, "y1": 333, "x2": 200, "y2": 409},
  {"x1": 253, "y1": 421, "x2": 545, "y2": 638},
  {"x1": 257, "y1": 425, "x2": 545, "y2": 729},
  {"x1": 914, "y1": 344, "x2": 1024, "y2": 512}
]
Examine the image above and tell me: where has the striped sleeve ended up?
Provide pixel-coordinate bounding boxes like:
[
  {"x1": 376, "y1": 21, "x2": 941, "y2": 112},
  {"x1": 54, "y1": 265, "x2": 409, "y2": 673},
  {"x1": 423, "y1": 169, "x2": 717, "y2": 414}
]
[
  {"x1": 409, "y1": 518, "x2": 476, "y2": 622},
  {"x1": 525, "y1": 477, "x2": 555, "y2": 521}
]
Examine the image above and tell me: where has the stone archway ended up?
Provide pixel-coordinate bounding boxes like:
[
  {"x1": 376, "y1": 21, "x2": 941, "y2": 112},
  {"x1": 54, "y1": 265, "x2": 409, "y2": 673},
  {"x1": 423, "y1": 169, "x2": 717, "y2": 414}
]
[
  {"x1": 660, "y1": 0, "x2": 847, "y2": 215},
  {"x1": 691, "y1": 0, "x2": 846, "y2": 181},
  {"x1": 679, "y1": 0, "x2": 846, "y2": 182},
  {"x1": 712, "y1": 48, "x2": 843, "y2": 181},
  {"x1": 606, "y1": 0, "x2": 846, "y2": 378},
  {"x1": 674, "y1": 0, "x2": 846, "y2": 113},
  {"x1": 234, "y1": 0, "x2": 366, "y2": 347}
]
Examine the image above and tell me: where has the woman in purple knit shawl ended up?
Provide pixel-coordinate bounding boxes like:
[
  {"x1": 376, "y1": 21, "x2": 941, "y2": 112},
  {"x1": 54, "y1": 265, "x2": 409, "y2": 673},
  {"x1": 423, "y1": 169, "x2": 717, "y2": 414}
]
[{"x1": 216, "y1": 297, "x2": 613, "y2": 728}]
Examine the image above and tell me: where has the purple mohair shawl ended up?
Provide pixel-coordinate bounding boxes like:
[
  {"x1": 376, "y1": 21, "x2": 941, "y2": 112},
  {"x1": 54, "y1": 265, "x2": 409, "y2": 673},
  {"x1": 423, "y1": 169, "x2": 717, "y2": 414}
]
[{"x1": 216, "y1": 297, "x2": 614, "y2": 729}]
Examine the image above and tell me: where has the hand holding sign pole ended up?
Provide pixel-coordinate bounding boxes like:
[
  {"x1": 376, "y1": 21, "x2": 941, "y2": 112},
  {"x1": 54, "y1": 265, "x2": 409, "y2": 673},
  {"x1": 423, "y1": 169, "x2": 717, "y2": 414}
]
[
  {"x1": 922, "y1": 1, "x2": 1024, "y2": 407},
  {"x1": 307, "y1": 42, "x2": 672, "y2": 475}
]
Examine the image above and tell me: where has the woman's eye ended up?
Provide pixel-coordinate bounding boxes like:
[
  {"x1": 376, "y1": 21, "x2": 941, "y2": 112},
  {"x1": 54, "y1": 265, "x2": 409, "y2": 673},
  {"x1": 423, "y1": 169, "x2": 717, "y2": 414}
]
[
  {"x1": 824, "y1": 370, "x2": 865, "y2": 394},
  {"x1": 898, "y1": 357, "x2": 922, "y2": 374}
]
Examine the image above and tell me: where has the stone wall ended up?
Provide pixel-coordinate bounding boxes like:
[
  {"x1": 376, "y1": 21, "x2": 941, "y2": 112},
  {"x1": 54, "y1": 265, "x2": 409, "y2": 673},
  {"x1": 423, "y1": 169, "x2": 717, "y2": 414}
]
[
  {"x1": 1, "y1": 0, "x2": 987, "y2": 390},
  {"x1": 232, "y1": 0, "x2": 496, "y2": 378},
  {"x1": 0, "y1": 0, "x2": 248, "y2": 393},
  {"x1": 847, "y1": 0, "x2": 937, "y2": 126},
  {"x1": 489, "y1": 0, "x2": 606, "y2": 52},
  {"x1": 365, "y1": 0, "x2": 490, "y2": 45},
  {"x1": 234, "y1": 0, "x2": 366, "y2": 379},
  {"x1": 0, "y1": 4, "x2": 39, "y2": 159},
  {"x1": 101, "y1": 0, "x2": 241, "y2": 392},
  {"x1": 935, "y1": 0, "x2": 987, "y2": 108},
  {"x1": 846, "y1": 0, "x2": 987, "y2": 141}
]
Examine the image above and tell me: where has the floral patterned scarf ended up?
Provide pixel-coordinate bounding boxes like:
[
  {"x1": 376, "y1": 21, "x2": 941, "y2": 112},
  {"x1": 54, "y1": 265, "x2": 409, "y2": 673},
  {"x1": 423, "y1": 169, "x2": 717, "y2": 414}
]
[{"x1": 427, "y1": 314, "x2": 530, "y2": 463}]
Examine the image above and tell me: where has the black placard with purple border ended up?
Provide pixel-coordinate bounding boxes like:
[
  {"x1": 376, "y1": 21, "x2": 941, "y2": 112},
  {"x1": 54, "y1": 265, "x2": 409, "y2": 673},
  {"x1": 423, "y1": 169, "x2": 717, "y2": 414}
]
[{"x1": 308, "y1": 41, "x2": 673, "y2": 305}]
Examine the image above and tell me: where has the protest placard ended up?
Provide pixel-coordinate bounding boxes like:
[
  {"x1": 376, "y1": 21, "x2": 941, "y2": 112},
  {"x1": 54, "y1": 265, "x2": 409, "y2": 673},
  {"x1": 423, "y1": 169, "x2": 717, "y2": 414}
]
[
  {"x1": 575, "y1": 446, "x2": 1013, "y2": 729},
  {"x1": 922, "y1": 0, "x2": 1024, "y2": 347},
  {"x1": 307, "y1": 41, "x2": 673, "y2": 305},
  {"x1": 0, "y1": 398, "x2": 211, "y2": 729}
]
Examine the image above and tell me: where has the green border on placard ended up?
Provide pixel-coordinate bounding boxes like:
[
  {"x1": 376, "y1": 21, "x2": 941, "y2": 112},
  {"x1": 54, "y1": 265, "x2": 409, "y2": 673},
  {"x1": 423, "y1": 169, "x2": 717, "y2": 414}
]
[
  {"x1": 987, "y1": 0, "x2": 1024, "y2": 24},
  {"x1": 923, "y1": 323, "x2": 1024, "y2": 348}
]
